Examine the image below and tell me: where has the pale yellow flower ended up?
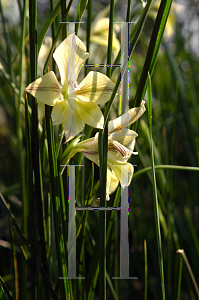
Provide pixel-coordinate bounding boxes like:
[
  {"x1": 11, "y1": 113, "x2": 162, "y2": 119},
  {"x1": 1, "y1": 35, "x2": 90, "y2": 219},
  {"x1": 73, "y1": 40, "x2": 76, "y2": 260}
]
[
  {"x1": 25, "y1": 34, "x2": 115, "y2": 141},
  {"x1": 67, "y1": 101, "x2": 146, "y2": 200}
]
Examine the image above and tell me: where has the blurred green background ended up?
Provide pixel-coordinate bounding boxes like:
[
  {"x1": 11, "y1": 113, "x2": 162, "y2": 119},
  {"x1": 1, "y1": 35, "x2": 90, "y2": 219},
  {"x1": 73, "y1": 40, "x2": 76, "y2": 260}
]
[{"x1": 0, "y1": 0, "x2": 199, "y2": 299}]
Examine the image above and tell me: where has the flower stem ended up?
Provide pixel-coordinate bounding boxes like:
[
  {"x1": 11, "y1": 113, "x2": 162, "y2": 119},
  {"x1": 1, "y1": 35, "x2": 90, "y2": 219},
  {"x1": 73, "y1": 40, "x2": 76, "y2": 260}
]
[
  {"x1": 45, "y1": 105, "x2": 68, "y2": 299},
  {"x1": 99, "y1": 0, "x2": 114, "y2": 298},
  {"x1": 29, "y1": 0, "x2": 48, "y2": 298}
]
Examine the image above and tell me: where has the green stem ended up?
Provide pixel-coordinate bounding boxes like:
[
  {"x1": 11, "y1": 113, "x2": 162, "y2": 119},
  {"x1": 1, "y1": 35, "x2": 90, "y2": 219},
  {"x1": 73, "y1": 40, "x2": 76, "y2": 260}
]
[
  {"x1": 0, "y1": 1, "x2": 12, "y2": 77},
  {"x1": 176, "y1": 252, "x2": 183, "y2": 300},
  {"x1": 37, "y1": 1, "x2": 61, "y2": 51},
  {"x1": 29, "y1": 1, "x2": 40, "y2": 298},
  {"x1": 144, "y1": 239, "x2": 148, "y2": 300},
  {"x1": 85, "y1": 0, "x2": 92, "y2": 77},
  {"x1": 133, "y1": 165, "x2": 199, "y2": 179},
  {"x1": 134, "y1": 0, "x2": 172, "y2": 107},
  {"x1": 0, "y1": 276, "x2": 14, "y2": 300},
  {"x1": 43, "y1": 0, "x2": 73, "y2": 75},
  {"x1": 98, "y1": 1, "x2": 114, "y2": 298},
  {"x1": 148, "y1": 73, "x2": 166, "y2": 300},
  {"x1": 45, "y1": 106, "x2": 68, "y2": 299},
  {"x1": 126, "y1": 0, "x2": 131, "y2": 22},
  {"x1": 61, "y1": 0, "x2": 67, "y2": 39},
  {"x1": 105, "y1": 0, "x2": 153, "y2": 126},
  {"x1": 177, "y1": 249, "x2": 199, "y2": 298},
  {"x1": 18, "y1": 0, "x2": 28, "y2": 298}
]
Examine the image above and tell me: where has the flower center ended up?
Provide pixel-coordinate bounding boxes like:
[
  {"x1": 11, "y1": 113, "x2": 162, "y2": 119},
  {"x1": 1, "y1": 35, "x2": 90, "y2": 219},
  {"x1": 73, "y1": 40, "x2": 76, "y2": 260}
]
[
  {"x1": 69, "y1": 80, "x2": 80, "y2": 93},
  {"x1": 63, "y1": 80, "x2": 81, "y2": 100}
]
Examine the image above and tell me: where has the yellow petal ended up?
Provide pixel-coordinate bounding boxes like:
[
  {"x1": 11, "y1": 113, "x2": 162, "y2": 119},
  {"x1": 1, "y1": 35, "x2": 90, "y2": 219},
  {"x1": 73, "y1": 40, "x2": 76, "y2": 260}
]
[
  {"x1": 62, "y1": 110, "x2": 85, "y2": 142},
  {"x1": 53, "y1": 34, "x2": 89, "y2": 86},
  {"x1": 108, "y1": 101, "x2": 146, "y2": 133},
  {"x1": 25, "y1": 71, "x2": 62, "y2": 106},
  {"x1": 108, "y1": 129, "x2": 137, "y2": 148},
  {"x1": 108, "y1": 140, "x2": 133, "y2": 162},
  {"x1": 51, "y1": 99, "x2": 72, "y2": 125},
  {"x1": 106, "y1": 169, "x2": 119, "y2": 200},
  {"x1": 76, "y1": 100, "x2": 104, "y2": 129},
  {"x1": 81, "y1": 149, "x2": 99, "y2": 166},
  {"x1": 111, "y1": 163, "x2": 134, "y2": 188},
  {"x1": 76, "y1": 71, "x2": 115, "y2": 104},
  {"x1": 68, "y1": 135, "x2": 98, "y2": 159},
  {"x1": 65, "y1": 137, "x2": 93, "y2": 163}
]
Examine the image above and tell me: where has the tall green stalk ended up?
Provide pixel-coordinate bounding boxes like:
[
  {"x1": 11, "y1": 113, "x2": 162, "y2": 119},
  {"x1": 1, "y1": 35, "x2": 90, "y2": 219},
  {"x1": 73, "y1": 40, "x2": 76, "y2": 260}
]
[
  {"x1": 29, "y1": 0, "x2": 48, "y2": 298},
  {"x1": 29, "y1": 0, "x2": 40, "y2": 298},
  {"x1": 61, "y1": 0, "x2": 67, "y2": 39},
  {"x1": 144, "y1": 239, "x2": 148, "y2": 300},
  {"x1": 176, "y1": 252, "x2": 183, "y2": 300},
  {"x1": 17, "y1": 0, "x2": 28, "y2": 298},
  {"x1": 42, "y1": 0, "x2": 73, "y2": 75},
  {"x1": 148, "y1": 73, "x2": 166, "y2": 300},
  {"x1": 45, "y1": 106, "x2": 68, "y2": 299},
  {"x1": 85, "y1": 0, "x2": 92, "y2": 77},
  {"x1": 98, "y1": 1, "x2": 114, "y2": 298},
  {"x1": 134, "y1": 0, "x2": 173, "y2": 108},
  {"x1": 105, "y1": 0, "x2": 153, "y2": 126}
]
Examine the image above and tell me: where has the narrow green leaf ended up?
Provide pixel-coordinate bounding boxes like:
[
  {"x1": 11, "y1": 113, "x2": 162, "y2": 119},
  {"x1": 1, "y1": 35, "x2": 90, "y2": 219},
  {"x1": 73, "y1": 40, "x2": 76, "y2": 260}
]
[
  {"x1": 144, "y1": 239, "x2": 148, "y2": 300},
  {"x1": 106, "y1": 269, "x2": 119, "y2": 300},
  {"x1": 45, "y1": 105, "x2": 68, "y2": 298},
  {"x1": 0, "y1": 193, "x2": 30, "y2": 251},
  {"x1": 0, "y1": 1, "x2": 12, "y2": 77},
  {"x1": 85, "y1": 0, "x2": 92, "y2": 77},
  {"x1": 148, "y1": 73, "x2": 166, "y2": 300},
  {"x1": 176, "y1": 253, "x2": 183, "y2": 300},
  {"x1": 105, "y1": 0, "x2": 153, "y2": 125},
  {"x1": 0, "y1": 276, "x2": 14, "y2": 300},
  {"x1": 134, "y1": 0, "x2": 173, "y2": 107},
  {"x1": 177, "y1": 249, "x2": 199, "y2": 298},
  {"x1": 133, "y1": 165, "x2": 199, "y2": 180},
  {"x1": 111, "y1": 0, "x2": 153, "y2": 76},
  {"x1": 38, "y1": 1, "x2": 61, "y2": 52},
  {"x1": 76, "y1": 0, "x2": 88, "y2": 34},
  {"x1": 43, "y1": 0, "x2": 73, "y2": 75}
]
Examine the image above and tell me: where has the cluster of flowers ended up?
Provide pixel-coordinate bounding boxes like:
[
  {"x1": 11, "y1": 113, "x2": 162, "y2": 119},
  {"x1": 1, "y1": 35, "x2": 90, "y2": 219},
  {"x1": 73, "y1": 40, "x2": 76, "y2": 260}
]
[{"x1": 25, "y1": 34, "x2": 146, "y2": 200}]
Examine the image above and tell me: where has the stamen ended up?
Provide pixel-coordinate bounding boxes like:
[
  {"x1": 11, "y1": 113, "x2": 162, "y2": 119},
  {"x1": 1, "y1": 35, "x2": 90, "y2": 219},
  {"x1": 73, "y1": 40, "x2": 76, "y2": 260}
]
[
  {"x1": 109, "y1": 141, "x2": 128, "y2": 157},
  {"x1": 110, "y1": 140, "x2": 138, "y2": 158},
  {"x1": 69, "y1": 80, "x2": 81, "y2": 92}
]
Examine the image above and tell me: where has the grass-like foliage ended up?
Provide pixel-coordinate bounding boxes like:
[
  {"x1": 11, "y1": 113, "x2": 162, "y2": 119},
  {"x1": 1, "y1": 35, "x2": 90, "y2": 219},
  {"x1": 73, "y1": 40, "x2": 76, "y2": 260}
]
[{"x1": 0, "y1": 0, "x2": 199, "y2": 299}]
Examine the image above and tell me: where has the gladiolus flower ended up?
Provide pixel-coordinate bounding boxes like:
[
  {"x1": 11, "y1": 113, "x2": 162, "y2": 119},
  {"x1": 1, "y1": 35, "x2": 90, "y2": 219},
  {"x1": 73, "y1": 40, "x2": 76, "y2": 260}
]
[
  {"x1": 66, "y1": 101, "x2": 146, "y2": 200},
  {"x1": 25, "y1": 33, "x2": 115, "y2": 141}
]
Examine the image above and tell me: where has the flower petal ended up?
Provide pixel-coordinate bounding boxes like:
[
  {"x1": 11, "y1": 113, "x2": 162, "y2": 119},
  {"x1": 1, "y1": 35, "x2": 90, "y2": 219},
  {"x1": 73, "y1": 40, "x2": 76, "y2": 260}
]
[
  {"x1": 62, "y1": 110, "x2": 85, "y2": 142},
  {"x1": 81, "y1": 134, "x2": 99, "y2": 165},
  {"x1": 111, "y1": 163, "x2": 134, "y2": 188},
  {"x1": 76, "y1": 99, "x2": 104, "y2": 129},
  {"x1": 69, "y1": 135, "x2": 98, "y2": 157},
  {"x1": 51, "y1": 99, "x2": 72, "y2": 125},
  {"x1": 53, "y1": 34, "x2": 89, "y2": 86},
  {"x1": 108, "y1": 140, "x2": 132, "y2": 161},
  {"x1": 76, "y1": 71, "x2": 115, "y2": 104},
  {"x1": 108, "y1": 129, "x2": 137, "y2": 148},
  {"x1": 25, "y1": 71, "x2": 62, "y2": 106},
  {"x1": 108, "y1": 101, "x2": 146, "y2": 133},
  {"x1": 106, "y1": 169, "x2": 119, "y2": 200},
  {"x1": 81, "y1": 149, "x2": 99, "y2": 166}
]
